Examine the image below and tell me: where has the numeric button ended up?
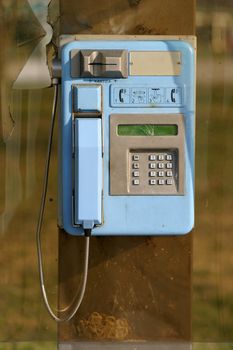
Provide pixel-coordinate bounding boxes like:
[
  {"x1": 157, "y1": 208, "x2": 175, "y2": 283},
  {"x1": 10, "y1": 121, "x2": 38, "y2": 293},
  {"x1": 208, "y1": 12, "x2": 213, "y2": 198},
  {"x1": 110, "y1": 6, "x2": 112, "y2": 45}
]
[
  {"x1": 133, "y1": 163, "x2": 139, "y2": 169},
  {"x1": 149, "y1": 179, "x2": 156, "y2": 185},
  {"x1": 133, "y1": 154, "x2": 140, "y2": 161},
  {"x1": 166, "y1": 163, "x2": 172, "y2": 169},
  {"x1": 158, "y1": 171, "x2": 165, "y2": 177},
  {"x1": 166, "y1": 155, "x2": 173, "y2": 161},
  {"x1": 133, "y1": 171, "x2": 140, "y2": 177},
  {"x1": 149, "y1": 171, "x2": 156, "y2": 177},
  {"x1": 149, "y1": 155, "x2": 156, "y2": 161},
  {"x1": 158, "y1": 179, "x2": 165, "y2": 185},
  {"x1": 149, "y1": 163, "x2": 156, "y2": 169},
  {"x1": 158, "y1": 154, "x2": 164, "y2": 161},
  {"x1": 133, "y1": 179, "x2": 140, "y2": 185},
  {"x1": 158, "y1": 163, "x2": 164, "y2": 169},
  {"x1": 166, "y1": 179, "x2": 173, "y2": 185}
]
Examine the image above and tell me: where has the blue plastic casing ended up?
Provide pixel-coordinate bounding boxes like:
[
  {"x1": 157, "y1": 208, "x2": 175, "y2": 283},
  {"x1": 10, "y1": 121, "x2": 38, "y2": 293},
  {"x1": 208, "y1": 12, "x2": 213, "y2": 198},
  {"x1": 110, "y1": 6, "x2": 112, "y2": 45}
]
[{"x1": 59, "y1": 38, "x2": 196, "y2": 236}]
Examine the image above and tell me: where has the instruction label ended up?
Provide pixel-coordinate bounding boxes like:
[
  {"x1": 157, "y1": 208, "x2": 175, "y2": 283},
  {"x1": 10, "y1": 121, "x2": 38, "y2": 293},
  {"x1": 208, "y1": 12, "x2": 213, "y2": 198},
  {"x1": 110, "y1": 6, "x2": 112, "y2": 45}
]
[{"x1": 111, "y1": 86, "x2": 183, "y2": 107}]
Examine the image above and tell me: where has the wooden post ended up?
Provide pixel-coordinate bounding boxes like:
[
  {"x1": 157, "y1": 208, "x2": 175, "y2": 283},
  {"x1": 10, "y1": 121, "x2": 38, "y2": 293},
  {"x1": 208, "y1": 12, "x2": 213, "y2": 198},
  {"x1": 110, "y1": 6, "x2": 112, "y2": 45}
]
[{"x1": 58, "y1": 0, "x2": 195, "y2": 345}]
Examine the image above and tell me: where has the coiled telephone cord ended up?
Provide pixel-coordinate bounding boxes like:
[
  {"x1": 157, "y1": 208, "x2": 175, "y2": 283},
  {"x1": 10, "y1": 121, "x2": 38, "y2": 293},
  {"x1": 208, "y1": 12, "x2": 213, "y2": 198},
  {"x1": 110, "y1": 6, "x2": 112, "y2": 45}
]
[{"x1": 36, "y1": 81, "x2": 90, "y2": 322}]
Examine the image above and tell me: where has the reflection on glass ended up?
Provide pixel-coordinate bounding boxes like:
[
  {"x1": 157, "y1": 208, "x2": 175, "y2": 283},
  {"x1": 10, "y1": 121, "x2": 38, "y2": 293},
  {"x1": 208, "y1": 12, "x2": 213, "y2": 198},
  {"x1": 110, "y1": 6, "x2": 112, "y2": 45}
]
[
  {"x1": 0, "y1": 1, "x2": 57, "y2": 343},
  {"x1": 0, "y1": 0, "x2": 233, "y2": 347},
  {"x1": 194, "y1": 0, "x2": 233, "y2": 345},
  {"x1": 0, "y1": 89, "x2": 57, "y2": 342}
]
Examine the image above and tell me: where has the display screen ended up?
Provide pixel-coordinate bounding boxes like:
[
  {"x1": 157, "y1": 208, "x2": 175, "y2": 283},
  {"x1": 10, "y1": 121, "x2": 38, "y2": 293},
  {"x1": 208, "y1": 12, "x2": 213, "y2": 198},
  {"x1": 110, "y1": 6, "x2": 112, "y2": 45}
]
[{"x1": 118, "y1": 124, "x2": 178, "y2": 136}]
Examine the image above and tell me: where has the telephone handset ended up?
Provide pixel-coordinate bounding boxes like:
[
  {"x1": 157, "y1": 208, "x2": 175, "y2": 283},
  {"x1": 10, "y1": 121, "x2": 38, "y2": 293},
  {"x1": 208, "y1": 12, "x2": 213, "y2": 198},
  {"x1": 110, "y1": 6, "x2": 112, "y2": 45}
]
[{"x1": 37, "y1": 36, "x2": 196, "y2": 322}]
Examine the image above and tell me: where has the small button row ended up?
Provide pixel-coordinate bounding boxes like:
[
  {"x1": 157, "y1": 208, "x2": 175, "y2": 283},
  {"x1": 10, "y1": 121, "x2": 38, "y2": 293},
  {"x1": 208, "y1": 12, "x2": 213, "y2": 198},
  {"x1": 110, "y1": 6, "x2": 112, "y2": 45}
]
[
  {"x1": 149, "y1": 171, "x2": 173, "y2": 177},
  {"x1": 133, "y1": 179, "x2": 173, "y2": 186},
  {"x1": 133, "y1": 154, "x2": 173, "y2": 161},
  {"x1": 132, "y1": 170, "x2": 173, "y2": 178},
  {"x1": 149, "y1": 154, "x2": 173, "y2": 161},
  {"x1": 149, "y1": 163, "x2": 173, "y2": 169},
  {"x1": 133, "y1": 163, "x2": 172, "y2": 170},
  {"x1": 150, "y1": 179, "x2": 173, "y2": 185}
]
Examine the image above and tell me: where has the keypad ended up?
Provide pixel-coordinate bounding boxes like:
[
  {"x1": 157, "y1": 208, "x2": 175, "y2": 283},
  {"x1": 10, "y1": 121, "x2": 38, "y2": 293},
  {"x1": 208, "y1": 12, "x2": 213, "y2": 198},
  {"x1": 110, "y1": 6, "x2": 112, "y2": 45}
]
[{"x1": 130, "y1": 150, "x2": 177, "y2": 194}]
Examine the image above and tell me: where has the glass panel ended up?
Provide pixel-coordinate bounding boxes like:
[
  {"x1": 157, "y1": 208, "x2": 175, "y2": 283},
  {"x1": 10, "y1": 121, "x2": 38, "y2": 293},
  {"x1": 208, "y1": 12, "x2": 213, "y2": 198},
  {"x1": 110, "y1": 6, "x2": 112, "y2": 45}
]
[
  {"x1": 3, "y1": 0, "x2": 233, "y2": 348},
  {"x1": 194, "y1": 0, "x2": 233, "y2": 346},
  {"x1": 0, "y1": 0, "x2": 57, "y2": 344}
]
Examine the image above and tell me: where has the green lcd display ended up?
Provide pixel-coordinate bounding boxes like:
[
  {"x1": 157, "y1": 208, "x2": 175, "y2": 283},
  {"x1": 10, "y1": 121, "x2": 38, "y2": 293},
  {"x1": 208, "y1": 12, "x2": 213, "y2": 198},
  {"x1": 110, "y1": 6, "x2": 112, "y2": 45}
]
[{"x1": 118, "y1": 124, "x2": 178, "y2": 136}]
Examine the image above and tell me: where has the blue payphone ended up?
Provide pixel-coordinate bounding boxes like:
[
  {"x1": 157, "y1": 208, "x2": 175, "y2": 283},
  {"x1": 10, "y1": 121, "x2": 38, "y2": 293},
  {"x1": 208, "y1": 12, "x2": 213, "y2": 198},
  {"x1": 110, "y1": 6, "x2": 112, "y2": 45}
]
[
  {"x1": 37, "y1": 36, "x2": 196, "y2": 322},
  {"x1": 59, "y1": 36, "x2": 196, "y2": 236}
]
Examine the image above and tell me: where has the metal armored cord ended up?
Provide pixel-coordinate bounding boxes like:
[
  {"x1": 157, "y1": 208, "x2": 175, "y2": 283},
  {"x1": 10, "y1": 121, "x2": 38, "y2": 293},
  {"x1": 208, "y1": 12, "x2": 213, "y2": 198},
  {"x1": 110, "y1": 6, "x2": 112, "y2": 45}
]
[{"x1": 36, "y1": 82, "x2": 90, "y2": 322}]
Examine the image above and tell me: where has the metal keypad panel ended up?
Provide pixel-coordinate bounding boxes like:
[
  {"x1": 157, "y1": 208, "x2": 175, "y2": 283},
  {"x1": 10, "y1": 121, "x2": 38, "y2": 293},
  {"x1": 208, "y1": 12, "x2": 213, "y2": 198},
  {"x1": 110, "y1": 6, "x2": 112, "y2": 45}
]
[
  {"x1": 110, "y1": 113, "x2": 185, "y2": 196},
  {"x1": 130, "y1": 150, "x2": 178, "y2": 195}
]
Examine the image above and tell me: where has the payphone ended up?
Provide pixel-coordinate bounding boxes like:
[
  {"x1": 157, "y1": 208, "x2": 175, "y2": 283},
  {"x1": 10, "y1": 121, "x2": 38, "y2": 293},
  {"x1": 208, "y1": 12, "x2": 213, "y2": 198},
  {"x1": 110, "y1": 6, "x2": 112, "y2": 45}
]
[
  {"x1": 37, "y1": 36, "x2": 196, "y2": 321},
  {"x1": 59, "y1": 36, "x2": 196, "y2": 236}
]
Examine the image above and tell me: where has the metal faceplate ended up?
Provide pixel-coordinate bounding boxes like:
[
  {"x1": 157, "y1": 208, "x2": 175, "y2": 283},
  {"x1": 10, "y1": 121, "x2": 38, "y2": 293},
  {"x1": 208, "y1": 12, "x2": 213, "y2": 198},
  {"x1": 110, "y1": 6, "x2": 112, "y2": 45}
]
[
  {"x1": 110, "y1": 114, "x2": 185, "y2": 196},
  {"x1": 59, "y1": 37, "x2": 196, "y2": 236}
]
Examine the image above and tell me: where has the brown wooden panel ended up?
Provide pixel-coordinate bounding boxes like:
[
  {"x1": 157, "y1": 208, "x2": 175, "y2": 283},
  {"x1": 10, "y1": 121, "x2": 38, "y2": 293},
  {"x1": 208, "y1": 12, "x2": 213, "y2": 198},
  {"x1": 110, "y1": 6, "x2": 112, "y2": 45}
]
[
  {"x1": 59, "y1": 233, "x2": 192, "y2": 341},
  {"x1": 59, "y1": 0, "x2": 195, "y2": 342}
]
